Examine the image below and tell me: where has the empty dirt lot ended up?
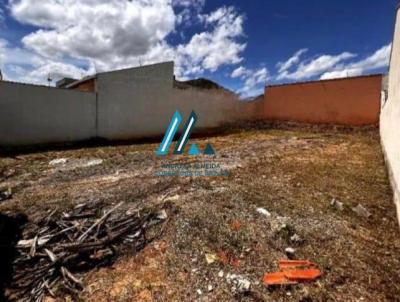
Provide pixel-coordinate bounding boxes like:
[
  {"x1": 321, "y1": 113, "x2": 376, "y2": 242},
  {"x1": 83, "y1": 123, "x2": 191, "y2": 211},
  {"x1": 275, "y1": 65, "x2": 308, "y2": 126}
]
[{"x1": 0, "y1": 124, "x2": 399, "y2": 301}]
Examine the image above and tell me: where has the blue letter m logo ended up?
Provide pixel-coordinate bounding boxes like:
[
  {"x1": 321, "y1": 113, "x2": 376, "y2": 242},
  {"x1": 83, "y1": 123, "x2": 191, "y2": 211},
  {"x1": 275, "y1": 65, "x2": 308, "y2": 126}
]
[{"x1": 156, "y1": 110, "x2": 215, "y2": 156}]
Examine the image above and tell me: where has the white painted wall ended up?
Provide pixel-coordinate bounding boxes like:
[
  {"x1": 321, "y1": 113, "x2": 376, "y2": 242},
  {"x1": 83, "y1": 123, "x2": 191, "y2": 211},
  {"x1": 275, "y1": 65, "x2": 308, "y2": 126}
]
[
  {"x1": 380, "y1": 6, "x2": 400, "y2": 221},
  {"x1": 0, "y1": 81, "x2": 96, "y2": 146}
]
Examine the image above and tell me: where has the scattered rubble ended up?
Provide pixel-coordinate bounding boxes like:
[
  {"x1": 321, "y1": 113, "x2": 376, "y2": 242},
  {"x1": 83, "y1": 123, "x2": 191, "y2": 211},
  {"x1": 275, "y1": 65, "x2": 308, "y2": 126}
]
[
  {"x1": 330, "y1": 198, "x2": 344, "y2": 211},
  {"x1": 7, "y1": 201, "x2": 168, "y2": 302},
  {"x1": 205, "y1": 253, "x2": 218, "y2": 264},
  {"x1": 285, "y1": 247, "x2": 296, "y2": 257},
  {"x1": 48, "y1": 158, "x2": 103, "y2": 170},
  {"x1": 352, "y1": 204, "x2": 372, "y2": 218},
  {"x1": 1, "y1": 126, "x2": 399, "y2": 301},
  {"x1": 290, "y1": 234, "x2": 302, "y2": 244},
  {"x1": 256, "y1": 207, "x2": 271, "y2": 217},
  {"x1": 49, "y1": 158, "x2": 68, "y2": 166},
  {"x1": 226, "y1": 273, "x2": 251, "y2": 293}
]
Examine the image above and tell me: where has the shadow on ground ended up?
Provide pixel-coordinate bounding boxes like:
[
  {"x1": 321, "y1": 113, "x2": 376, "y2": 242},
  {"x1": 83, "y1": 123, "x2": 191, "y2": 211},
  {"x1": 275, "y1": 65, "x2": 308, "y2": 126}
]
[{"x1": 0, "y1": 213, "x2": 27, "y2": 301}]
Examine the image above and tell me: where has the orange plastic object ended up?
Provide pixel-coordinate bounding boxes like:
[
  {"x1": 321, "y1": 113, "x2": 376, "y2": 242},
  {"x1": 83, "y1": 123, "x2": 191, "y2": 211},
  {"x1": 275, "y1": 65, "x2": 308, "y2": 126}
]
[
  {"x1": 279, "y1": 260, "x2": 316, "y2": 270},
  {"x1": 283, "y1": 269, "x2": 321, "y2": 281},
  {"x1": 263, "y1": 272, "x2": 298, "y2": 285}
]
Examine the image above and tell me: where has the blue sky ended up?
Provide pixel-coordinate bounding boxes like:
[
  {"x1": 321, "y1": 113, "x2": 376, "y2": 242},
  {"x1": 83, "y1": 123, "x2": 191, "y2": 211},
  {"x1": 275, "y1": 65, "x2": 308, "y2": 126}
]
[{"x1": 0, "y1": 0, "x2": 398, "y2": 96}]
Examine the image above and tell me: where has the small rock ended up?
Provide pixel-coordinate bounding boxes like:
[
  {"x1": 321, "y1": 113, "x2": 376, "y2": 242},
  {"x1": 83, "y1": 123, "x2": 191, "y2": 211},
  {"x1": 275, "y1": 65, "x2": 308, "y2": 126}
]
[
  {"x1": 165, "y1": 194, "x2": 180, "y2": 202},
  {"x1": 205, "y1": 253, "x2": 218, "y2": 264},
  {"x1": 207, "y1": 285, "x2": 213, "y2": 292},
  {"x1": 49, "y1": 158, "x2": 68, "y2": 166},
  {"x1": 256, "y1": 207, "x2": 271, "y2": 217},
  {"x1": 285, "y1": 247, "x2": 296, "y2": 255},
  {"x1": 226, "y1": 274, "x2": 251, "y2": 293},
  {"x1": 290, "y1": 234, "x2": 302, "y2": 243},
  {"x1": 352, "y1": 204, "x2": 372, "y2": 218},
  {"x1": 330, "y1": 198, "x2": 344, "y2": 211},
  {"x1": 85, "y1": 159, "x2": 103, "y2": 167},
  {"x1": 218, "y1": 270, "x2": 224, "y2": 278},
  {"x1": 196, "y1": 289, "x2": 203, "y2": 295},
  {"x1": 156, "y1": 209, "x2": 168, "y2": 220}
]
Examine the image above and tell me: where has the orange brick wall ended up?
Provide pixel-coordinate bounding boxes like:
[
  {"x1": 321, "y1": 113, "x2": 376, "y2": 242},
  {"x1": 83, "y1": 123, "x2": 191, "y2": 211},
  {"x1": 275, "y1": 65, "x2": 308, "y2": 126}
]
[
  {"x1": 263, "y1": 75, "x2": 382, "y2": 125},
  {"x1": 72, "y1": 79, "x2": 96, "y2": 93}
]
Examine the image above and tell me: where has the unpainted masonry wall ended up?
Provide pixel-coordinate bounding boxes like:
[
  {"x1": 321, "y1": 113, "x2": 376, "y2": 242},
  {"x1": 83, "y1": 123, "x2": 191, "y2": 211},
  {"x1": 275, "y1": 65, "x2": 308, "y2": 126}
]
[
  {"x1": 380, "y1": 7, "x2": 400, "y2": 222},
  {"x1": 96, "y1": 62, "x2": 242, "y2": 140},
  {"x1": 0, "y1": 81, "x2": 96, "y2": 146}
]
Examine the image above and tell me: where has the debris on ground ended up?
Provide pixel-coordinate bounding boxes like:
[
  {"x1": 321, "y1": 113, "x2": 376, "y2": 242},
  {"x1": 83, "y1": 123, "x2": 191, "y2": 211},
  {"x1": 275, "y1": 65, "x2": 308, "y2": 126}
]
[
  {"x1": 263, "y1": 271, "x2": 298, "y2": 285},
  {"x1": 330, "y1": 198, "x2": 344, "y2": 211},
  {"x1": 263, "y1": 259, "x2": 321, "y2": 285},
  {"x1": 49, "y1": 158, "x2": 68, "y2": 166},
  {"x1": 352, "y1": 204, "x2": 372, "y2": 218},
  {"x1": 278, "y1": 260, "x2": 316, "y2": 270},
  {"x1": 290, "y1": 234, "x2": 302, "y2": 244},
  {"x1": 285, "y1": 247, "x2": 296, "y2": 257},
  {"x1": 205, "y1": 253, "x2": 218, "y2": 264},
  {"x1": 7, "y1": 201, "x2": 168, "y2": 302},
  {"x1": 256, "y1": 207, "x2": 272, "y2": 217},
  {"x1": 0, "y1": 187, "x2": 12, "y2": 202},
  {"x1": 1, "y1": 126, "x2": 400, "y2": 301},
  {"x1": 48, "y1": 158, "x2": 103, "y2": 170},
  {"x1": 226, "y1": 273, "x2": 251, "y2": 293}
]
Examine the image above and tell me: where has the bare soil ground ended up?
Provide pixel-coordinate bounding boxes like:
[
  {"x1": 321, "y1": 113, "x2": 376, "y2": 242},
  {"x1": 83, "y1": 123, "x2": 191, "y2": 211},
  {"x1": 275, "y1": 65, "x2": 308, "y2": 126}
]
[{"x1": 1, "y1": 124, "x2": 399, "y2": 302}]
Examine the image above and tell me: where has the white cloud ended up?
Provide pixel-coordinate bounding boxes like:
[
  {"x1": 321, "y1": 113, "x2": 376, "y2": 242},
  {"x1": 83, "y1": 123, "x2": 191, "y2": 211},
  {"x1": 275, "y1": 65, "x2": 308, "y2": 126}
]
[
  {"x1": 231, "y1": 66, "x2": 247, "y2": 78},
  {"x1": 6, "y1": 1, "x2": 246, "y2": 83},
  {"x1": 244, "y1": 67, "x2": 268, "y2": 88},
  {"x1": 320, "y1": 69, "x2": 362, "y2": 80},
  {"x1": 276, "y1": 44, "x2": 391, "y2": 82},
  {"x1": 173, "y1": 0, "x2": 205, "y2": 25},
  {"x1": 276, "y1": 48, "x2": 308, "y2": 73},
  {"x1": 0, "y1": 36, "x2": 93, "y2": 84},
  {"x1": 320, "y1": 44, "x2": 391, "y2": 80},
  {"x1": 177, "y1": 6, "x2": 245, "y2": 74},
  {"x1": 15, "y1": 0, "x2": 176, "y2": 60},
  {"x1": 277, "y1": 52, "x2": 356, "y2": 80},
  {"x1": 232, "y1": 66, "x2": 268, "y2": 96}
]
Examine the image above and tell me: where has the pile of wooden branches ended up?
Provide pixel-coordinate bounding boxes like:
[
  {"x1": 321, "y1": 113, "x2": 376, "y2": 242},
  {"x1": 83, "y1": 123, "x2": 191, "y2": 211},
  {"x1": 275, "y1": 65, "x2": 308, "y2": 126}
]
[{"x1": 7, "y1": 201, "x2": 168, "y2": 302}]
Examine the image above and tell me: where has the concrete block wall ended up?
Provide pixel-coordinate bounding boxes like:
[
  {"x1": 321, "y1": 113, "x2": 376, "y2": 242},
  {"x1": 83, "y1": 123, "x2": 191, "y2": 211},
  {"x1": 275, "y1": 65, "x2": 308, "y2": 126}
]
[
  {"x1": 380, "y1": 6, "x2": 400, "y2": 222},
  {"x1": 96, "y1": 62, "x2": 243, "y2": 140},
  {"x1": 0, "y1": 81, "x2": 96, "y2": 146}
]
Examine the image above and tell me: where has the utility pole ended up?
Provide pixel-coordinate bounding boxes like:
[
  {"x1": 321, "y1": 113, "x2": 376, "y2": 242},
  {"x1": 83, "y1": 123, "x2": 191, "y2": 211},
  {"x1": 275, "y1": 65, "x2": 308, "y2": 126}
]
[{"x1": 47, "y1": 74, "x2": 52, "y2": 87}]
